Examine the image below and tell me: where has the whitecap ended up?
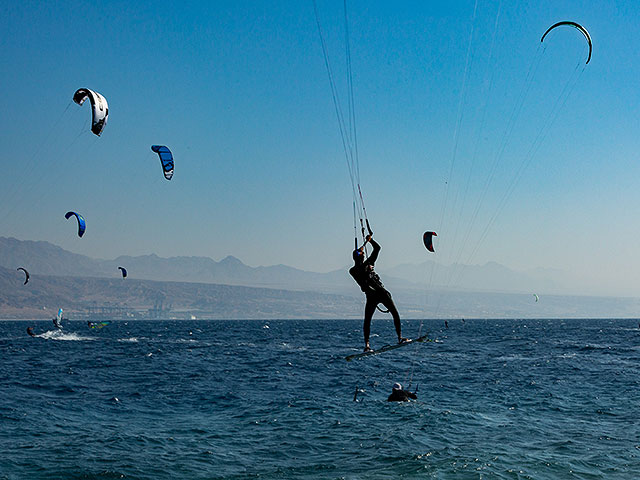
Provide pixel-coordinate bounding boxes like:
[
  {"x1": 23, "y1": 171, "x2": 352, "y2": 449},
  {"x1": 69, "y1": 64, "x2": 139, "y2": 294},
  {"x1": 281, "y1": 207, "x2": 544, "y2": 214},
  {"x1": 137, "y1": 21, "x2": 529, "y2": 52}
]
[{"x1": 39, "y1": 330, "x2": 95, "y2": 341}]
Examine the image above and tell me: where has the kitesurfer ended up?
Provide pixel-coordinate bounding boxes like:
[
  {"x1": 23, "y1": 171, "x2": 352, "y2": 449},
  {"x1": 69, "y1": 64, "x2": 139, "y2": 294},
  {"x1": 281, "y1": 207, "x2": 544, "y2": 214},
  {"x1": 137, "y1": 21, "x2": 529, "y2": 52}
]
[
  {"x1": 349, "y1": 234, "x2": 407, "y2": 352},
  {"x1": 27, "y1": 326, "x2": 36, "y2": 337},
  {"x1": 387, "y1": 382, "x2": 417, "y2": 402}
]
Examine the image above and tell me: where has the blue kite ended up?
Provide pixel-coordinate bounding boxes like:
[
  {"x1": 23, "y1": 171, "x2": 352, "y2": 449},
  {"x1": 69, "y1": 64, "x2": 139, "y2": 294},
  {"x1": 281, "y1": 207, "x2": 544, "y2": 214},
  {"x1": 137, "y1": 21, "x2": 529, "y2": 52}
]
[
  {"x1": 151, "y1": 145, "x2": 174, "y2": 180},
  {"x1": 65, "y1": 211, "x2": 86, "y2": 237}
]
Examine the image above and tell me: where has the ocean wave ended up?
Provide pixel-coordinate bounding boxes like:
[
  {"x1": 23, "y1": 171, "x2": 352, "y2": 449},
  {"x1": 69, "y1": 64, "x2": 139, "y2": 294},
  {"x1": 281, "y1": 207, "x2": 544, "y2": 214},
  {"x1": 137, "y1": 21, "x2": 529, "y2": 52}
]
[{"x1": 37, "y1": 330, "x2": 95, "y2": 341}]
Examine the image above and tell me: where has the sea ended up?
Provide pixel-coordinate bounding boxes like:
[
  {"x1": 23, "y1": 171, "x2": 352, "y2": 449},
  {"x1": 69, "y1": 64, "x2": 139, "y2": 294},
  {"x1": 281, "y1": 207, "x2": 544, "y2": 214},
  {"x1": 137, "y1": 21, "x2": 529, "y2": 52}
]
[{"x1": 1, "y1": 318, "x2": 639, "y2": 479}]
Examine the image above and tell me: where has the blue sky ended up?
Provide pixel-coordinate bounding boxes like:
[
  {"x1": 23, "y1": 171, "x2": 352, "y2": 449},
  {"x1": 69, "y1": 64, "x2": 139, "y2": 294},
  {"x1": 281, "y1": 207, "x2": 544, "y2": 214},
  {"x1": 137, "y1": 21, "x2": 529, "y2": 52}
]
[{"x1": 1, "y1": 0, "x2": 639, "y2": 296}]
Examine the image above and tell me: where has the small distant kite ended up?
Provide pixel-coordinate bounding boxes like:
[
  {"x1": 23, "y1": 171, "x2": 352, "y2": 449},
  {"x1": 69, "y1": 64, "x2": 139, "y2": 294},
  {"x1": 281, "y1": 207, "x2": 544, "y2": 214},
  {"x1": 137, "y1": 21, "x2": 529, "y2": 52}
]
[
  {"x1": 151, "y1": 145, "x2": 174, "y2": 180},
  {"x1": 17, "y1": 267, "x2": 29, "y2": 285},
  {"x1": 88, "y1": 321, "x2": 110, "y2": 329},
  {"x1": 65, "y1": 211, "x2": 86, "y2": 238},
  {"x1": 118, "y1": 266, "x2": 127, "y2": 278},
  {"x1": 73, "y1": 88, "x2": 109, "y2": 136},
  {"x1": 423, "y1": 231, "x2": 437, "y2": 252},
  {"x1": 533, "y1": 294, "x2": 539, "y2": 302},
  {"x1": 541, "y1": 21, "x2": 592, "y2": 65}
]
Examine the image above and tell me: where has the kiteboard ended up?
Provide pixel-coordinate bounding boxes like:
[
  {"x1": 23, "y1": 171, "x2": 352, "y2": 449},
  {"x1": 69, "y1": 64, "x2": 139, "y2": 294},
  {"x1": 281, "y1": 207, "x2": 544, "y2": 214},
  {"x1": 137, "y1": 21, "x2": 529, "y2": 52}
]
[{"x1": 345, "y1": 334, "x2": 432, "y2": 361}]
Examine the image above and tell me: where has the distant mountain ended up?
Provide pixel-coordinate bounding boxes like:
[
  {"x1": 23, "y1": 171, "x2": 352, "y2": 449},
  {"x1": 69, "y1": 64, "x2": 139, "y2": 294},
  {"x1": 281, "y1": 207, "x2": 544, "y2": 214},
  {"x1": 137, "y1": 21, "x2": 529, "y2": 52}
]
[
  {"x1": 0, "y1": 237, "x2": 354, "y2": 293},
  {"x1": 0, "y1": 237, "x2": 105, "y2": 277},
  {"x1": 3, "y1": 262, "x2": 640, "y2": 320},
  {"x1": 5, "y1": 236, "x2": 640, "y2": 320},
  {"x1": 0, "y1": 236, "x2": 562, "y2": 296},
  {"x1": 0, "y1": 265, "x2": 362, "y2": 320}
]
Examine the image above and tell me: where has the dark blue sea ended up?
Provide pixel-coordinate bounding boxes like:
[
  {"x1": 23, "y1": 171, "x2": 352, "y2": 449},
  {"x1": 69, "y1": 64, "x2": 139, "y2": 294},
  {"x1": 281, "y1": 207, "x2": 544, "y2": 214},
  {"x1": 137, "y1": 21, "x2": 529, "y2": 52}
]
[{"x1": 1, "y1": 319, "x2": 639, "y2": 479}]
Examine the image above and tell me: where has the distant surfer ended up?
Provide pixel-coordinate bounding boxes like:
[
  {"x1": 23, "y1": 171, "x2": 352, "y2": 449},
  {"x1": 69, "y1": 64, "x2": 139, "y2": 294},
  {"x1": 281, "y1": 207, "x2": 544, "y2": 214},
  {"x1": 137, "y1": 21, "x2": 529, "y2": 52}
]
[
  {"x1": 27, "y1": 326, "x2": 36, "y2": 337},
  {"x1": 387, "y1": 383, "x2": 417, "y2": 402},
  {"x1": 350, "y1": 234, "x2": 407, "y2": 352},
  {"x1": 53, "y1": 308, "x2": 65, "y2": 329}
]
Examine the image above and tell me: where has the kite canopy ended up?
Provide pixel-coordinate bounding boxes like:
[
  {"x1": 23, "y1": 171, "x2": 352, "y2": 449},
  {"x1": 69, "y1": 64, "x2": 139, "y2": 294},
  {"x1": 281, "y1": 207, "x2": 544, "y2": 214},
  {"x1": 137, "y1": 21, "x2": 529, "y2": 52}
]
[
  {"x1": 88, "y1": 321, "x2": 110, "y2": 329},
  {"x1": 151, "y1": 145, "x2": 174, "y2": 180},
  {"x1": 73, "y1": 88, "x2": 109, "y2": 136},
  {"x1": 17, "y1": 267, "x2": 29, "y2": 285},
  {"x1": 541, "y1": 21, "x2": 592, "y2": 64},
  {"x1": 118, "y1": 266, "x2": 127, "y2": 278},
  {"x1": 423, "y1": 231, "x2": 437, "y2": 252},
  {"x1": 65, "y1": 211, "x2": 86, "y2": 237}
]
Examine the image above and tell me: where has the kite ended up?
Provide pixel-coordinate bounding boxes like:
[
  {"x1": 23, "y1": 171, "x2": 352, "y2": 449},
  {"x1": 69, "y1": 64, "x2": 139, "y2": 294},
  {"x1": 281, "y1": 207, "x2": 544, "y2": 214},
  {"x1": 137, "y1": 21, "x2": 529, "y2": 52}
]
[
  {"x1": 151, "y1": 145, "x2": 174, "y2": 180},
  {"x1": 65, "y1": 211, "x2": 86, "y2": 237},
  {"x1": 73, "y1": 88, "x2": 109, "y2": 136},
  {"x1": 17, "y1": 267, "x2": 29, "y2": 285},
  {"x1": 423, "y1": 231, "x2": 437, "y2": 252},
  {"x1": 541, "y1": 21, "x2": 592, "y2": 64}
]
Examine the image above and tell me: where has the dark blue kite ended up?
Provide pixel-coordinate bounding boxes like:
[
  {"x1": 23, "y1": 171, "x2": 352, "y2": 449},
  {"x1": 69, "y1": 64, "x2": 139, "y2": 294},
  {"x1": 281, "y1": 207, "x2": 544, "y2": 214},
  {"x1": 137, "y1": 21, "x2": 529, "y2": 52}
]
[
  {"x1": 151, "y1": 145, "x2": 174, "y2": 180},
  {"x1": 65, "y1": 211, "x2": 86, "y2": 238}
]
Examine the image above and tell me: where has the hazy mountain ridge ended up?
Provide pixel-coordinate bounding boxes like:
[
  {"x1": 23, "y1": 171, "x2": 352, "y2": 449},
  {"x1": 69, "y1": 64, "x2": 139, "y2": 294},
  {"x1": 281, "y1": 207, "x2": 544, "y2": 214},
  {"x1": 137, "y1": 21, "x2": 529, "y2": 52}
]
[
  {"x1": 4, "y1": 262, "x2": 640, "y2": 320},
  {"x1": 0, "y1": 237, "x2": 355, "y2": 291},
  {"x1": 0, "y1": 265, "x2": 363, "y2": 320},
  {"x1": 1, "y1": 236, "x2": 561, "y2": 295},
  {"x1": 4, "y1": 236, "x2": 640, "y2": 319}
]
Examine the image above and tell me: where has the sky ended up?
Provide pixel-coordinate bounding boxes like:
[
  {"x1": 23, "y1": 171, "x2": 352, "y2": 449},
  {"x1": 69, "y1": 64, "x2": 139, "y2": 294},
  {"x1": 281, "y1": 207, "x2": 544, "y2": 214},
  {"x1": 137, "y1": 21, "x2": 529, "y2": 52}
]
[{"x1": 1, "y1": 0, "x2": 639, "y2": 296}]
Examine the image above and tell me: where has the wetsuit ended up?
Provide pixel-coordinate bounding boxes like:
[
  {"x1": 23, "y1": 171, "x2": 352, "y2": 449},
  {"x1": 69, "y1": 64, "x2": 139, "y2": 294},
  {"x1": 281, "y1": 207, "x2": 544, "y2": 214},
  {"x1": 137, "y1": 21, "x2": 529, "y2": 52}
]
[
  {"x1": 349, "y1": 239, "x2": 402, "y2": 345},
  {"x1": 387, "y1": 389, "x2": 417, "y2": 402}
]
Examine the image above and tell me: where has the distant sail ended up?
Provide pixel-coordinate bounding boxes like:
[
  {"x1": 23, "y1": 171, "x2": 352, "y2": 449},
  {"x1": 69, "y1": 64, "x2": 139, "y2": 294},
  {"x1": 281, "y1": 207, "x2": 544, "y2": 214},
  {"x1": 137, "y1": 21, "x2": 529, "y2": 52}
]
[{"x1": 53, "y1": 308, "x2": 64, "y2": 329}]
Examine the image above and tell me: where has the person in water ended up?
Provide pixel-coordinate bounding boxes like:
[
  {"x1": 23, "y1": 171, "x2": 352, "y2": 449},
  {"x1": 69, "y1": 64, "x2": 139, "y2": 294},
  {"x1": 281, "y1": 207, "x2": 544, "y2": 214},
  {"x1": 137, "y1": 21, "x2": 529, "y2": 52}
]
[
  {"x1": 387, "y1": 382, "x2": 417, "y2": 402},
  {"x1": 349, "y1": 234, "x2": 407, "y2": 352},
  {"x1": 26, "y1": 326, "x2": 36, "y2": 337}
]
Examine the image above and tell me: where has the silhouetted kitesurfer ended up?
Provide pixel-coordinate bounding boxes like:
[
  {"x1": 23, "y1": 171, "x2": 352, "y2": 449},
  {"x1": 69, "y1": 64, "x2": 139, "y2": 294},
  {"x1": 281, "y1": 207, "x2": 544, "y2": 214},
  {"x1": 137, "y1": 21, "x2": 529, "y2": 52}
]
[
  {"x1": 350, "y1": 234, "x2": 407, "y2": 352},
  {"x1": 387, "y1": 383, "x2": 417, "y2": 402},
  {"x1": 26, "y1": 326, "x2": 36, "y2": 337}
]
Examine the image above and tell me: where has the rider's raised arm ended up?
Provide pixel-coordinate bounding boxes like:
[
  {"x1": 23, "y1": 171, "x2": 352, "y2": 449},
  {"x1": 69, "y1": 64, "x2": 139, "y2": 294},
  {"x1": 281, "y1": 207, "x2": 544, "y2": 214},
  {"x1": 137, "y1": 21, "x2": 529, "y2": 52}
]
[{"x1": 366, "y1": 238, "x2": 381, "y2": 265}]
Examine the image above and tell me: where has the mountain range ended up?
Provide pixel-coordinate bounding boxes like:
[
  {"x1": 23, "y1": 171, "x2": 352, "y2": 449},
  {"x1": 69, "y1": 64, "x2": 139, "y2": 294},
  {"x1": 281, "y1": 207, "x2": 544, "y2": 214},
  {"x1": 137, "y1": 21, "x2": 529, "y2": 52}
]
[
  {"x1": 2, "y1": 236, "x2": 639, "y2": 319},
  {"x1": 0, "y1": 236, "x2": 567, "y2": 294}
]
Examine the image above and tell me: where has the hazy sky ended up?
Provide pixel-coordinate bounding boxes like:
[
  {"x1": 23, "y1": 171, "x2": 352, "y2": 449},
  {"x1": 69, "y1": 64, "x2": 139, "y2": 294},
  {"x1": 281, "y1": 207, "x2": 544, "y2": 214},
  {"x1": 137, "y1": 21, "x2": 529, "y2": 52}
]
[{"x1": 1, "y1": 1, "x2": 639, "y2": 296}]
